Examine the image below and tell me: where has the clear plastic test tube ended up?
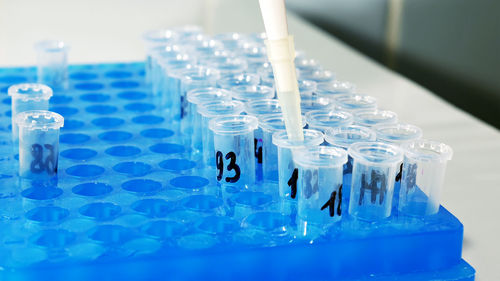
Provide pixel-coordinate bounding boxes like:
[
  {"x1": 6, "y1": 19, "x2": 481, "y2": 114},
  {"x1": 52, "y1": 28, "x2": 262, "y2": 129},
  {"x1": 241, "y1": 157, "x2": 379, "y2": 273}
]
[
  {"x1": 16, "y1": 110, "x2": 64, "y2": 179},
  {"x1": 162, "y1": 63, "x2": 195, "y2": 120},
  {"x1": 150, "y1": 45, "x2": 182, "y2": 96},
  {"x1": 34, "y1": 40, "x2": 69, "y2": 91},
  {"x1": 354, "y1": 109, "x2": 398, "y2": 127},
  {"x1": 305, "y1": 109, "x2": 353, "y2": 133},
  {"x1": 159, "y1": 55, "x2": 195, "y2": 115},
  {"x1": 244, "y1": 99, "x2": 282, "y2": 179},
  {"x1": 333, "y1": 94, "x2": 377, "y2": 112},
  {"x1": 142, "y1": 29, "x2": 178, "y2": 84},
  {"x1": 272, "y1": 129, "x2": 324, "y2": 200},
  {"x1": 399, "y1": 139, "x2": 453, "y2": 216},
  {"x1": 324, "y1": 125, "x2": 377, "y2": 210},
  {"x1": 9, "y1": 84, "x2": 53, "y2": 144},
  {"x1": 294, "y1": 146, "x2": 347, "y2": 236},
  {"x1": 198, "y1": 100, "x2": 245, "y2": 167},
  {"x1": 180, "y1": 66, "x2": 220, "y2": 120},
  {"x1": 374, "y1": 123, "x2": 423, "y2": 208},
  {"x1": 259, "y1": 114, "x2": 306, "y2": 183},
  {"x1": 209, "y1": 115, "x2": 259, "y2": 189},
  {"x1": 186, "y1": 88, "x2": 233, "y2": 152},
  {"x1": 231, "y1": 85, "x2": 275, "y2": 102},
  {"x1": 348, "y1": 142, "x2": 403, "y2": 221}
]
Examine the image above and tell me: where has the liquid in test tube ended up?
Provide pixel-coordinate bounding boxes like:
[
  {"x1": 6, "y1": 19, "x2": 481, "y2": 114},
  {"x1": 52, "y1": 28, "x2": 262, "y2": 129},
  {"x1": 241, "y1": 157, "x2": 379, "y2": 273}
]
[
  {"x1": 15, "y1": 110, "x2": 64, "y2": 179},
  {"x1": 272, "y1": 129, "x2": 324, "y2": 200},
  {"x1": 187, "y1": 88, "x2": 233, "y2": 153},
  {"x1": 294, "y1": 146, "x2": 347, "y2": 237},
  {"x1": 209, "y1": 115, "x2": 258, "y2": 189},
  {"x1": 333, "y1": 94, "x2": 377, "y2": 112},
  {"x1": 348, "y1": 142, "x2": 403, "y2": 221},
  {"x1": 259, "y1": 114, "x2": 306, "y2": 183},
  {"x1": 399, "y1": 139, "x2": 453, "y2": 216},
  {"x1": 8, "y1": 83, "x2": 53, "y2": 145},
  {"x1": 305, "y1": 109, "x2": 354, "y2": 133},
  {"x1": 34, "y1": 40, "x2": 69, "y2": 91}
]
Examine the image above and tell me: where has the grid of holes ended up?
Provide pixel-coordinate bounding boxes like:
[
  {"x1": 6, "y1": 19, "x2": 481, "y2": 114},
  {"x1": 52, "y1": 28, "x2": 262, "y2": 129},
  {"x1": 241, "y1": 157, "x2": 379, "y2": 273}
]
[{"x1": 0, "y1": 63, "x2": 286, "y2": 267}]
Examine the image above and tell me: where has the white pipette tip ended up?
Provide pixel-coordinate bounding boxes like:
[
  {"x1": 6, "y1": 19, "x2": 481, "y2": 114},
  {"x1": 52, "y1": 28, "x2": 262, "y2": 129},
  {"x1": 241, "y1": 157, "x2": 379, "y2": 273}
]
[{"x1": 258, "y1": 0, "x2": 304, "y2": 141}]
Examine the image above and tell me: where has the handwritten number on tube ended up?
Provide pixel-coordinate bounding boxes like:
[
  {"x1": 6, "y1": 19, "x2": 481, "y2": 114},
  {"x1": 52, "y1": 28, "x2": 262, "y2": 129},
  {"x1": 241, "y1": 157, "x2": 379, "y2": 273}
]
[{"x1": 215, "y1": 151, "x2": 241, "y2": 183}]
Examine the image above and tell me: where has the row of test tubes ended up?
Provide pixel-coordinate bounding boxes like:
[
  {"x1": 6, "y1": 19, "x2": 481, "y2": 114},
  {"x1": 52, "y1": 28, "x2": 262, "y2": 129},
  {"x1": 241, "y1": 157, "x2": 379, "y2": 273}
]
[
  {"x1": 144, "y1": 26, "x2": 454, "y2": 237},
  {"x1": 6, "y1": 40, "x2": 69, "y2": 180}
]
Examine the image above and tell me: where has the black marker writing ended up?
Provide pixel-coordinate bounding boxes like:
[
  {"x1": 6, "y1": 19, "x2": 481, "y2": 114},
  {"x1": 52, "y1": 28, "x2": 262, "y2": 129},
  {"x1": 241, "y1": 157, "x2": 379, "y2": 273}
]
[
  {"x1": 321, "y1": 184, "x2": 342, "y2": 217},
  {"x1": 287, "y1": 168, "x2": 298, "y2": 199},
  {"x1": 359, "y1": 170, "x2": 387, "y2": 205}
]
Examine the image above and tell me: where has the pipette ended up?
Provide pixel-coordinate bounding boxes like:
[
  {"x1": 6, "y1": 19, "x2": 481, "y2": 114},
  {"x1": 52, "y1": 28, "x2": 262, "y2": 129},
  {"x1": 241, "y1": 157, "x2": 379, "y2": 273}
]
[{"x1": 258, "y1": 0, "x2": 304, "y2": 141}]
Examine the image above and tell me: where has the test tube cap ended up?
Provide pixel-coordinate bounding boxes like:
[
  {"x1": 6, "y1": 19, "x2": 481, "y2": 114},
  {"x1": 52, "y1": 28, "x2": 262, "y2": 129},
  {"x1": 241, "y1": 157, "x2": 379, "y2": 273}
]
[
  {"x1": 294, "y1": 145, "x2": 348, "y2": 168},
  {"x1": 272, "y1": 129, "x2": 324, "y2": 149},
  {"x1": 374, "y1": 123, "x2": 423, "y2": 146},
  {"x1": 15, "y1": 110, "x2": 64, "y2": 131},
  {"x1": 403, "y1": 139, "x2": 453, "y2": 163},
  {"x1": 8, "y1": 83, "x2": 53, "y2": 102},
  {"x1": 348, "y1": 142, "x2": 403, "y2": 167},
  {"x1": 353, "y1": 109, "x2": 398, "y2": 127},
  {"x1": 324, "y1": 125, "x2": 376, "y2": 149},
  {"x1": 209, "y1": 115, "x2": 258, "y2": 136}
]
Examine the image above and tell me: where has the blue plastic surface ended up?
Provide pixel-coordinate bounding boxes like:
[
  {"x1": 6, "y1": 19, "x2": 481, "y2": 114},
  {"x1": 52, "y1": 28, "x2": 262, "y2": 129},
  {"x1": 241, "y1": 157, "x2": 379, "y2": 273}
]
[{"x1": 0, "y1": 62, "x2": 474, "y2": 280}]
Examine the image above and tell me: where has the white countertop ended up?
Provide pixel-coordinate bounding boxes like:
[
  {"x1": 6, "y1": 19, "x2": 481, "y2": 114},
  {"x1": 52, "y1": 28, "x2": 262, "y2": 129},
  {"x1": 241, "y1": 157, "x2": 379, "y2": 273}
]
[{"x1": 1, "y1": 0, "x2": 498, "y2": 279}]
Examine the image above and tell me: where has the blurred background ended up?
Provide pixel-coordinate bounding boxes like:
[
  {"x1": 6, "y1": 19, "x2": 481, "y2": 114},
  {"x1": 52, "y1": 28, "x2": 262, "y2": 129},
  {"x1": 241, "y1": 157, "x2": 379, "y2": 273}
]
[
  {"x1": 288, "y1": 0, "x2": 500, "y2": 129},
  {"x1": 1, "y1": 0, "x2": 499, "y2": 128}
]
